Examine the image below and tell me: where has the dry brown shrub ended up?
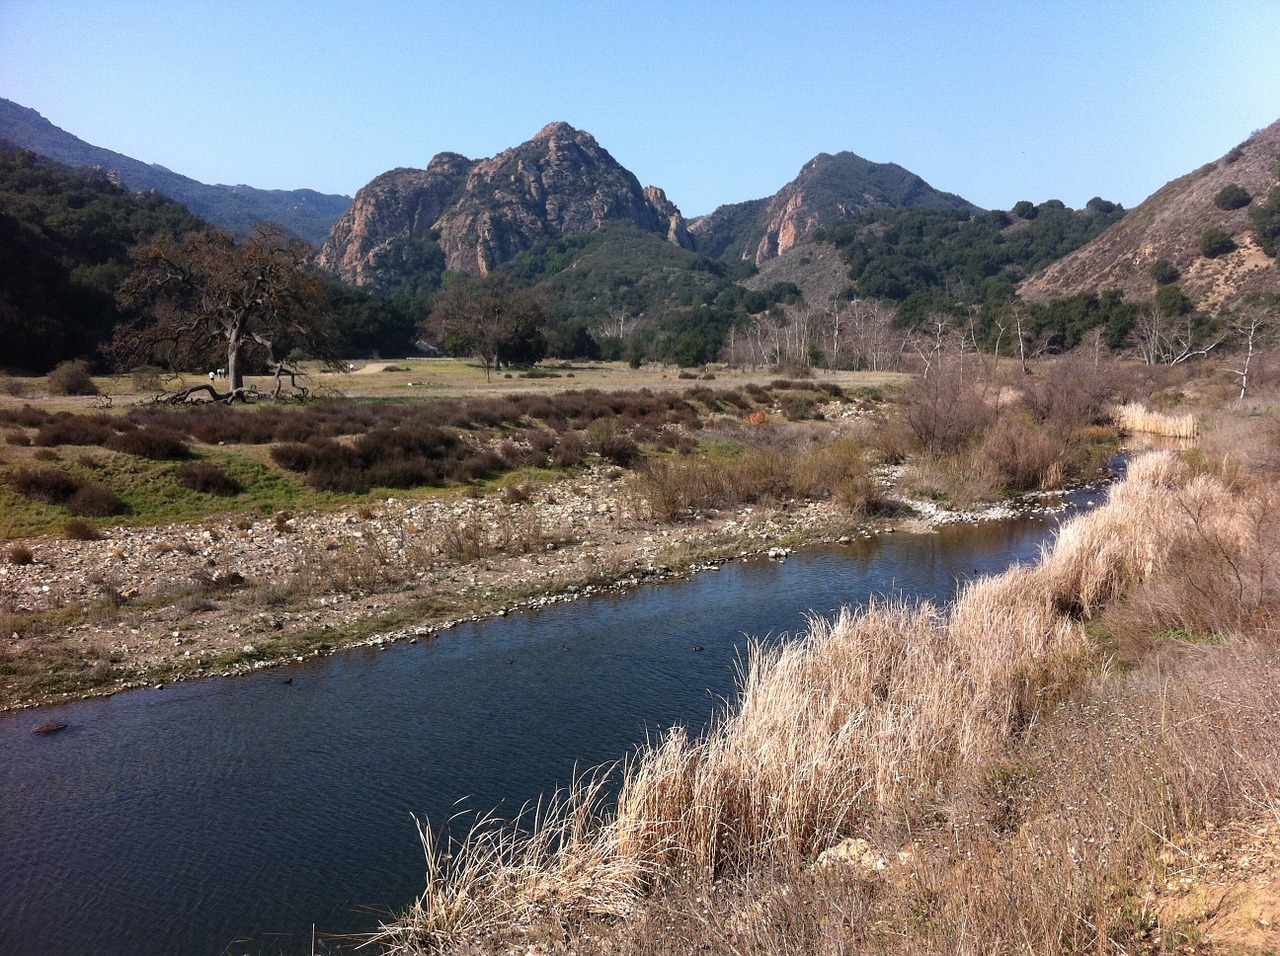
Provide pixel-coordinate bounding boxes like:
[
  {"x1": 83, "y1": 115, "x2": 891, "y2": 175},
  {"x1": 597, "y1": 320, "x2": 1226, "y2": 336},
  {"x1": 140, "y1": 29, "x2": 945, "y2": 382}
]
[
  {"x1": 6, "y1": 541, "x2": 34, "y2": 565},
  {"x1": 975, "y1": 413, "x2": 1065, "y2": 491},
  {"x1": 45, "y1": 359, "x2": 98, "y2": 396},
  {"x1": 63, "y1": 519, "x2": 100, "y2": 541}
]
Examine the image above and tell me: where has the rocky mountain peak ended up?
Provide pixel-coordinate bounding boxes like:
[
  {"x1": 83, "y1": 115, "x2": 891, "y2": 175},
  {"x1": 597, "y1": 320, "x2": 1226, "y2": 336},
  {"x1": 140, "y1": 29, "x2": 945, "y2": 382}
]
[
  {"x1": 426, "y1": 151, "x2": 473, "y2": 175},
  {"x1": 534, "y1": 121, "x2": 583, "y2": 142},
  {"x1": 319, "y1": 123, "x2": 693, "y2": 285},
  {"x1": 688, "y1": 150, "x2": 976, "y2": 265}
]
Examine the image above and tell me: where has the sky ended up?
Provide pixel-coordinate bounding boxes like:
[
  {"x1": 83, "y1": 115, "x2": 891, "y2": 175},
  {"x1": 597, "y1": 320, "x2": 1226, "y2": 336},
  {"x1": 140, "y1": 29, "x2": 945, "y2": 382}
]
[{"x1": 2, "y1": 0, "x2": 1279, "y2": 218}]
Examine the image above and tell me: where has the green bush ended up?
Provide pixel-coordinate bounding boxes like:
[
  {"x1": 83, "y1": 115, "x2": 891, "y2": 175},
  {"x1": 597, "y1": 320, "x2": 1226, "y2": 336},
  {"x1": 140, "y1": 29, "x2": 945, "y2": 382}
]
[
  {"x1": 1149, "y1": 259, "x2": 1180, "y2": 285},
  {"x1": 1198, "y1": 228, "x2": 1237, "y2": 258},
  {"x1": 1213, "y1": 183, "x2": 1252, "y2": 210},
  {"x1": 1155, "y1": 284, "x2": 1191, "y2": 316},
  {"x1": 1250, "y1": 185, "x2": 1280, "y2": 258}
]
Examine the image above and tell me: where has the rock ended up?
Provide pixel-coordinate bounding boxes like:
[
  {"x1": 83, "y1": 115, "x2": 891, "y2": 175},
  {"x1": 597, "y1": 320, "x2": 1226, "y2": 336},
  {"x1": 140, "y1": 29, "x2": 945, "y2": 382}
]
[
  {"x1": 318, "y1": 123, "x2": 692, "y2": 283},
  {"x1": 816, "y1": 837, "x2": 887, "y2": 873}
]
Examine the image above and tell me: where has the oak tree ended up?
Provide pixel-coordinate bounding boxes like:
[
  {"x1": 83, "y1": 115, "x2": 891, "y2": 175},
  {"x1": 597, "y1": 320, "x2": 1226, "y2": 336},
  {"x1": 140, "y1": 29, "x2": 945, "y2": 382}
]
[
  {"x1": 421, "y1": 274, "x2": 546, "y2": 380},
  {"x1": 110, "y1": 224, "x2": 339, "y2": 401}
]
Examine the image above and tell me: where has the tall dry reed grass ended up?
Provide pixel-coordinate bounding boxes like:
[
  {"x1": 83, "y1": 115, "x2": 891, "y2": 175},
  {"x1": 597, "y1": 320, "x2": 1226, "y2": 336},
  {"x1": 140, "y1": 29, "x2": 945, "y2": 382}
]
[
  {"x1": 1111, "y1": 401, "x2": 1198, "y2": 439},
  {"x1": 631, "y1": 439, "x2": 887, "y2": 521},
  {"x1": 372, "y1": 450, "x2": 1280, "y2": 955}
]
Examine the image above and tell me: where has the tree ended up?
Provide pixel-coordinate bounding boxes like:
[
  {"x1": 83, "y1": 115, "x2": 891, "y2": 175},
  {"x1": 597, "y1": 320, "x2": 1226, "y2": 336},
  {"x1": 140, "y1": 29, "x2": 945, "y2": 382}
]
[
  {"x1": 1213, "y1": 183, "x2": 1252, "y2": 210},
  {"x1": 1221, "y1": 295, "x2": 1278, "y2": 399},
  {"x1": 421, "y1": 274, "x2": 546, "y2": 380},
  {"x1": 111, "y1": 224, "x2": 339, "y2": 400},
  {"x1": 1198, "y1": 227, "x2": 1237, "y2": 259},
  {"x1": 1149, "y1": 258, "x2": 1180, "y2": 285}
]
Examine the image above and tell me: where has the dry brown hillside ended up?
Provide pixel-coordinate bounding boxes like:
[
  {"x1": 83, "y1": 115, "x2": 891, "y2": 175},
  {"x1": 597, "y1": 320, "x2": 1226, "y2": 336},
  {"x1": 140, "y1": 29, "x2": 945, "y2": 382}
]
[{"x1": 1020, "y1": 118, "x2": 1280, "y2": 311}]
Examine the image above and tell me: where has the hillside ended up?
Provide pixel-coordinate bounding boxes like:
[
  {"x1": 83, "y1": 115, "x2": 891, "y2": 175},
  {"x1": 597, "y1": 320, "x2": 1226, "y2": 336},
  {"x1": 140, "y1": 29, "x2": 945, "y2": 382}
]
[
  {"x1": 1019, "y1": 118, "x2": 1280, "y2": 311},
  {"x1": 0, "y1": 98, "x2": 351, "y2": 244},
  {"x1": 0, "y1": 146, "x2": 208, "y2": 372},
  {"x1": 688, "y1": 151, "x2": 977, "y2": 266},
  {"x1": 317, "y1": 122, "x2": 692, "y2": 286}
]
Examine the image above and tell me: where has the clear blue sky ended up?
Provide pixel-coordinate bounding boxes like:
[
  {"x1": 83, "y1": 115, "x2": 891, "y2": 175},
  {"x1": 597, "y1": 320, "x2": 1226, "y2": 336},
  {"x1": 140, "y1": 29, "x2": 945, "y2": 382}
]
[{"x1": 2, "y1": 0, "x2": 1279, "y2": 218}]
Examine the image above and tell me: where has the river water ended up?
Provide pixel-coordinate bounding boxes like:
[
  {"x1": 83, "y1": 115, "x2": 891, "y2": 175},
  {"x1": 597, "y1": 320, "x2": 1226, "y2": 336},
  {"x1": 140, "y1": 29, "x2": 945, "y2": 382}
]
[{"x1": 0, "y1": 491, "x2": 1099, "y2": 955}]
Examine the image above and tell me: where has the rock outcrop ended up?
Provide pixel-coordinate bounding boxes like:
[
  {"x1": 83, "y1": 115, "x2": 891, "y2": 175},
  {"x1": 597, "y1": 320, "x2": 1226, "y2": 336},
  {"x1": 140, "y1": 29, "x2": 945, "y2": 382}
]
[
  {"x1": 318, "y1": 122, "x2": 693, "y2": 286},
  {"x1": 1019, "y1": 118, "x2": 1280, "y2": 311},
  {"x1": 689, "y1": 151, "x2": 976, "y2": 266}
]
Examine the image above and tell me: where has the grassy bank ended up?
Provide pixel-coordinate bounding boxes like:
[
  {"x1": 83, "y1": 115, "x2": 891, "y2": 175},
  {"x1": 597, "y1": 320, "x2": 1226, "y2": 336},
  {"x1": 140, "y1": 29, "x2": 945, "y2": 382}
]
[{"x1": 372, "y1": 448, "x2": 1280, "y2": 954}]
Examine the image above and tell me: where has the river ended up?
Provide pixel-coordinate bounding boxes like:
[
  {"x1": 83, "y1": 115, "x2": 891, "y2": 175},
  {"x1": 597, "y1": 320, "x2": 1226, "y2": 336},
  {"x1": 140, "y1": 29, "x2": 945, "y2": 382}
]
[{"x1": 0, "y1": 490, "x2": 1100, "y2": 955}]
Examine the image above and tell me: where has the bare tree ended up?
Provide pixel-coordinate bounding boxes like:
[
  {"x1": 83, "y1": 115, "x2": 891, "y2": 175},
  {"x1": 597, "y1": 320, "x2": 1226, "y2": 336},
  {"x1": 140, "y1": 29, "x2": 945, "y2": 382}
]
[
  {"x1": 421, "y1": 274, "x2": 546, "y2": 381},
  {"x1": 1221, "y1": 299, "x2": 1277, "y2": 400},
  {"x1": 112, "y1": 224, "x2": 338, "y2": 402},
  {"x1": 1131, "y1": 305, "x2": 1227, "y2": 367}
]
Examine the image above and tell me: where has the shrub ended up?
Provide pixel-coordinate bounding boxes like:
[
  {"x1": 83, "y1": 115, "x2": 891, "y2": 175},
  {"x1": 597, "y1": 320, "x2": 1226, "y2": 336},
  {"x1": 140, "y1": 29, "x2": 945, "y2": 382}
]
[
  {"x1": 4, "y1": 430, "x2": 30, "y2": 446},
  {"x1": 46, "y1": 359, "x2": 99, "y2": 396},
  {"x1": 551, "y1": 432, "x2": 585, "y2": 468},
  {"x1": 6, "y1": 542, "x2": 34, "y2": 565},
  {"x1": 63, "y1": 519, "x2": 100, "y2": 540},
  {"x1": 129, "y1": 366, "x2": 166, "y2": 391},
  {"x1": 1213, "y1": 183, "x2": 1252, "y2": 210},
  {"x1": 10, "y1": 465, "x2": 82, "y2": 503},
  {"x1": 175, "y1": 461, "x2": 242, "y2": 496},
  {"x1": 0, "y1": 405, "x2": 50, "y2": 428},
  {"x1": 0, "y1": 375, "x2": 28, "y2": 397},
  {"x1": 66, "y1": 482, "x2": 127, "y2": 517},
  {"x1": 1154, "y1": 283, "x2": 1191, "y2": 316},
  {"x1": 1198, "y1": 227, "x2": 1236, "y2": 258},
  {"x1": 900, "y1": 365, "x2": 995, "y2": 455},
  {"x1": 780, "y1": 395, "x2": 818, "y2": 421},
  {"x1": 976, "y1": 414, "x2": 1063, "y2": 491},
  {"x1": 1250, "y1": 185, "x2": 1280, "y2": 258},
  {"x1": 270, "y1": 441, "x2": 330, "y2": 473},
  {"x1": 455, "y1": 450, "x2": 505, "y2": 482},
  {"x1": 107, "y1": 427, "x2": 191, "y2": 460},
  {"x1": 1148, "y1": 258, "x2": 1180, "y2": 285},
  {"x1": 34, "y1": 415, "x2": 116, "y2": 447},
  {"x1": 586, "y1": 419, "x2": 640, "y2": 465}
]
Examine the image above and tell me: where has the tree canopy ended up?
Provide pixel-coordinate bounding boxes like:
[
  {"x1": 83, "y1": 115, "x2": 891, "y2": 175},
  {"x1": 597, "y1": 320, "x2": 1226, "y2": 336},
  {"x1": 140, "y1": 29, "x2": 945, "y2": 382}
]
[
  {"x1": 420, "y1": 273, "x2": 548, "y2": 379},
  {"x1": 110, "y1": 224, "x2": 340, "y2": 399}
]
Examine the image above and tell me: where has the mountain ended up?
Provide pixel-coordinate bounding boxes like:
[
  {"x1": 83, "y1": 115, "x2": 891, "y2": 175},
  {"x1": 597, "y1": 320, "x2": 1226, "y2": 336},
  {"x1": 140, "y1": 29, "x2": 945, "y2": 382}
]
[
  {"x1": 0, "y1": 98, "x2": 351, "y2": 244},
  {"x1": 1019, "y1": 119, "x2": 1280, "y2": 311},
  {"x1": 0, "y1": 145, "x2": 208, "y2": 372},
  {"x1": 317, "y1": 122, "x2": 693, "y2": 288},
  {"x1": 688, "y1": 151, "x2": 978, "y2": 266}
]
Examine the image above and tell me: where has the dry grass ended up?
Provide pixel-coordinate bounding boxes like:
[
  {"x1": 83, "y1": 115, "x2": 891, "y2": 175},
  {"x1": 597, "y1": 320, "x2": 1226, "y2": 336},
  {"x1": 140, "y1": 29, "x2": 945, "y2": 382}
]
[
  {"x1": 369, "y1": 448, "x2": 1280, "y2": 954},
  {"x1": 1112, "y1": 401, "x2": 1198, "y2": 439},
  {"x1": 631, "y1": 439, "x2": 889, "y2": 521}
]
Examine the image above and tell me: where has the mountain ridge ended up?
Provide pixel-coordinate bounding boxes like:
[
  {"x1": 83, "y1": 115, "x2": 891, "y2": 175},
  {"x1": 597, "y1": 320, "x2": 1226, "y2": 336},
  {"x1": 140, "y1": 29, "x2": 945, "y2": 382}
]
[
  {"x1": 1018, "y1": 118, "x2": 1280, "y2": 311},
  {"x1": 0, "y1": 98, "x2": 351, "y2": 244},
  {"x1": 689, "y1": 150, "x2": 979, "y2": 266},
  {"x1": 317, "y1": 121, "x2": 694, "y2": 289}
]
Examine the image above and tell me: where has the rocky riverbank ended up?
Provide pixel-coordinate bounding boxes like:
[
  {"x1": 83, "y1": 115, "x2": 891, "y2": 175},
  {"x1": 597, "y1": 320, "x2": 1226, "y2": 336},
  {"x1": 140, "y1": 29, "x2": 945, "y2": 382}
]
[{"x1": 0, "y1": 465, "x2": 1090, "y2": 713}]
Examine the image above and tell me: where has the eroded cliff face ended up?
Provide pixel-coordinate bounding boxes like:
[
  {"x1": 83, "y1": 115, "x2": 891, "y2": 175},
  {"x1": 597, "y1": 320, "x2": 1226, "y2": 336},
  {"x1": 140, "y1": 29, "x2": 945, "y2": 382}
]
[
  {"x1": 318, "y1": 122, "x2": 692, "y2": 286},
  {"x1": 316, "y1": 152, "x2": 473, "y2": 286}
]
